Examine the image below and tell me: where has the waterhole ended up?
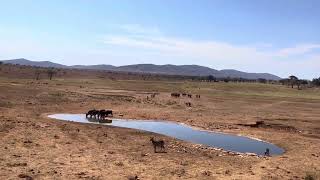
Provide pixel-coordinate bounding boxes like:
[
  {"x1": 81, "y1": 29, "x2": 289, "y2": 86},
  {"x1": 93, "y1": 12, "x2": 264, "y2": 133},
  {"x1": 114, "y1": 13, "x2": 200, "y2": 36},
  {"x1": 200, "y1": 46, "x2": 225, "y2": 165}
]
[{"x1": 48, "y1": 114, "x2": 284, "y2": 155}]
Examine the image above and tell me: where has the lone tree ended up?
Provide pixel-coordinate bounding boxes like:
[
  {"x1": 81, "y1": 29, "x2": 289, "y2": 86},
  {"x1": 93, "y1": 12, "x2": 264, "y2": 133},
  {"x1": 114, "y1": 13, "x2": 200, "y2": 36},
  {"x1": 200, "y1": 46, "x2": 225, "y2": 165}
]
[
  {"x1": 289, "y1": 75, "x2": 299, "y2": 88},
  {"x1": 258, "y1": 78, "x2": 267, "y2": 84},
  {"x1": 207, "y1": 75, "x2": 216, "y2": 82},
  {"x1": 312, "y1": 77, "x2": 320, "y2": 86},
  {"x1": 300, "y1": 80, "x2": 309, "y2": 88},
  {"x1": 35, "y1": 70, "x2": 42, "y2": 80},
  {"x1": 47, "y1": 68, "x2": 56, "y2": 80}
]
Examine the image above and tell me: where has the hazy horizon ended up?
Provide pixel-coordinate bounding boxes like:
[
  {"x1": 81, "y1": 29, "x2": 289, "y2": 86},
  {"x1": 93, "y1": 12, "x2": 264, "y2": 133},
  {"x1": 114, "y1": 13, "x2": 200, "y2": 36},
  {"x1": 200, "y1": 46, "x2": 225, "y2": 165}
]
[{"x1": 1, "y1": 0, "x2": 319, "y2": 79}]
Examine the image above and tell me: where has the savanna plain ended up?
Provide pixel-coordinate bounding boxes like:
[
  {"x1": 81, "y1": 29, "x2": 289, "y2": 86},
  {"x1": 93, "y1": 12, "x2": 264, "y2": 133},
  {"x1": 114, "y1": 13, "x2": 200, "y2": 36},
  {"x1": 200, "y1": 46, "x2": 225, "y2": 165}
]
[{"x1": 0, "y1": 65, "x2": 319, "y2": 179}]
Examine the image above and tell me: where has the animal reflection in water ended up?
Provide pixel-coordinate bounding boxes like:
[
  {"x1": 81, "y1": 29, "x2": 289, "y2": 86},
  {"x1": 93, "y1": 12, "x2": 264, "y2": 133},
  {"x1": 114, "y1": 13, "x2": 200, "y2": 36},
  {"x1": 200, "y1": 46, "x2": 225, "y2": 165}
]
[{"x1": 86, "y1": 109, "x2": 113, "y2": 123}]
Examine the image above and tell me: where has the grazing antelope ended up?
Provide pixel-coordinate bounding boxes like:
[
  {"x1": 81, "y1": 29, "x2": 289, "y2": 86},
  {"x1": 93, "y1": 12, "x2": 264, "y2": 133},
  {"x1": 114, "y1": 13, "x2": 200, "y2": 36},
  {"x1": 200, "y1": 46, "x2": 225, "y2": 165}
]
[
  {"x1": 187, "y1": 94, "x2": 192, "y2": 98},
  {"x1": 196, "y1": 94, "x2": 201, "y2": 98},
  {"x1": 150, "y1": 137, "x2": 165, "y2": 153}
]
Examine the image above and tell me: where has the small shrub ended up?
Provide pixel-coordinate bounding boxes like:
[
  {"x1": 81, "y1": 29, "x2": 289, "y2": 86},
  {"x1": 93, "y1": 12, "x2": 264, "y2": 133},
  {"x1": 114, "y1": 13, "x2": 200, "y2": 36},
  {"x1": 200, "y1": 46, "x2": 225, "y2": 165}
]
[
  {"x1": 115, "y1": 162, "x2": 124, "y2": 166},
  {"x1": 166, "y1": 100, "x2": 177, "y2": 105},
  {"x1": 305, "y1": 173, "x2": 318, "y2": 180}
]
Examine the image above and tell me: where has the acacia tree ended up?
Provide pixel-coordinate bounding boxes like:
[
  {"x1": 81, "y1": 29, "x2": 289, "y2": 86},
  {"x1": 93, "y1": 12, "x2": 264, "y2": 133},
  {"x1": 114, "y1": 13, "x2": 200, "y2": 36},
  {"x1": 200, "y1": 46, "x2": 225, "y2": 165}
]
[
  {"x1": 35, "y1": 70, "x2": 41, "y2": 80},
  {"x1": 207, "y1": 75, "x2": 215, "y2": 82},
  {"x1": 300, "y1": 80, "x2": 309, "y2": 88},
  {"x1": 47, "y1": 68, "x2": 56, "y2": 80},
  {"x1": 312, "y1": 77, "x2": 320, "y2": 86},
  {"x1": 289, "y1": 75, "x2": 299, "y2": 88},
  {"x1": 258, "y1": 78, "x2": 267, "y2": 83},
  {"x1": 296, "y1": 80, "x2": 302, "y2": 90}
]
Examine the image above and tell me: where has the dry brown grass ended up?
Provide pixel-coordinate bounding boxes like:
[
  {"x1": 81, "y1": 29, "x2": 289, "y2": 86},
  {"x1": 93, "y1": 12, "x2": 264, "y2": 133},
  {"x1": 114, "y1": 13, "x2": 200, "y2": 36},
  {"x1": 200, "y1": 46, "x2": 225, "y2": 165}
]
[{"x1": 0, "y1": 65, "x2": 319, "y2": 179}]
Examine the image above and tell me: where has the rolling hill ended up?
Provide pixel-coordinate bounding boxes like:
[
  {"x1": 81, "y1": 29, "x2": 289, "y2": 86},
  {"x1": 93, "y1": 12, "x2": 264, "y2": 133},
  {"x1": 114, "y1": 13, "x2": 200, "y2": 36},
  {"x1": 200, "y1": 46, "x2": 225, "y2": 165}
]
[{"x1": 1, "y1": 58, "x2": 281, "y2": 80}]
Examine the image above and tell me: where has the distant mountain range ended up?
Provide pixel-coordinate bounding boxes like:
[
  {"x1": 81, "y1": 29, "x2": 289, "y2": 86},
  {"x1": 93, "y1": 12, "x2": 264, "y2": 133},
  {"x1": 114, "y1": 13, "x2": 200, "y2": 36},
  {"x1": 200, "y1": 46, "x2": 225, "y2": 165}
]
[{"x1": 1, "y1": 58, "x2": 282, "y2": 80}]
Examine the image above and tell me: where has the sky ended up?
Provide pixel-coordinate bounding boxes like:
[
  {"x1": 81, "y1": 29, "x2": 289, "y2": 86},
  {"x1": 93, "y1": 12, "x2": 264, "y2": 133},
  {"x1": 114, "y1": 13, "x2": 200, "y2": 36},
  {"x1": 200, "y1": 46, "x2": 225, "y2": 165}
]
[{"x1": 0, "y1": 0, "x2": 319, "y2": 79}]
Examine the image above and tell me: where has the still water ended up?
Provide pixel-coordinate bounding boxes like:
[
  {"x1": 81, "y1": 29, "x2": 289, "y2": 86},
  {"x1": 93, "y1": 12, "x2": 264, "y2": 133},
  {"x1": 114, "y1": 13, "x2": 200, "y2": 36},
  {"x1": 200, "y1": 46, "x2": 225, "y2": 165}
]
[{"x1": 48, "y1": 114, "x2": 284, "y2": 155}]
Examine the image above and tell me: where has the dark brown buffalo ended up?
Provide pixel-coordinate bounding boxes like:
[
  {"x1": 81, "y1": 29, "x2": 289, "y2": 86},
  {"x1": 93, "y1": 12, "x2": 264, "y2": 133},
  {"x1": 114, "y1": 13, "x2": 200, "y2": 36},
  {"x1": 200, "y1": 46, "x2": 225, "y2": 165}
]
[
  {"x1": 98, "y1": 109, "x2": 113, "y2": 119},
  {"x1": 86, "y1": 109, "x2": 99, "y2": 118},
  {"x1": 171, "y1": 93, "x2": 180, "y2": 98}
]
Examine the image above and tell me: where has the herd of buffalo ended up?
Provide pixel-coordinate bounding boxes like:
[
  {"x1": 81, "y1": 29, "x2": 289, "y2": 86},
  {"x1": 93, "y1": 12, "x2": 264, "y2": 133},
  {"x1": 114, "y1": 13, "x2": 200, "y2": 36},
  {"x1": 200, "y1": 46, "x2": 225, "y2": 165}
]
[
  {"x1": 84, "y1": 92, "x2": 198, "y2": 150},
  {"x1": 171, "y1": 92, "x2": 200, "y2": 98},
  {"x1": 86, "y1": 93, "x2": 199, "y2": 119},
  {"x1": 170, "y1": 92, "x2": 200, "y2": 107},
  {"x1": 86, "y1": 109, "x2": 113, "y2": 119},
  {"x1": 83, "y1": 93, "x2": 273, "y2": 156}
]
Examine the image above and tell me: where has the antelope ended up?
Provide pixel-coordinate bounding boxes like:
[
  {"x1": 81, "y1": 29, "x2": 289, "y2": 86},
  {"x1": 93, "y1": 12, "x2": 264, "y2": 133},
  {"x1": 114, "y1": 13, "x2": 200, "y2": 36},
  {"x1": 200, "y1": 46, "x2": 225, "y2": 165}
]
[{"x1": 150, "y1": 137, "x2": 165, "y2": 153}]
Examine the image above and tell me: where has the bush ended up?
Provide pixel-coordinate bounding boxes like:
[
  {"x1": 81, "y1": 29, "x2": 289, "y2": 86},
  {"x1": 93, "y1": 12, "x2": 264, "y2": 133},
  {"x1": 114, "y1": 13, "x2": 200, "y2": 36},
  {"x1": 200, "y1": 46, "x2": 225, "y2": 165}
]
[
  {"x1": 312, "y1": 77, "x2": 320, "y2": 86},
  {"x1": 305, "y1": 172, "x2": 318, "y2": 180}
]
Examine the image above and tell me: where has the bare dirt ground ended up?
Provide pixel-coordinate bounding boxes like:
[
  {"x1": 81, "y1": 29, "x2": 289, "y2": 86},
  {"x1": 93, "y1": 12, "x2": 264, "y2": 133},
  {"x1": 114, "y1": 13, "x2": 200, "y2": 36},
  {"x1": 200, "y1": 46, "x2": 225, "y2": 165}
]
[{"x1": 0, "y1": 66, "x2": 319, "y2": 179}]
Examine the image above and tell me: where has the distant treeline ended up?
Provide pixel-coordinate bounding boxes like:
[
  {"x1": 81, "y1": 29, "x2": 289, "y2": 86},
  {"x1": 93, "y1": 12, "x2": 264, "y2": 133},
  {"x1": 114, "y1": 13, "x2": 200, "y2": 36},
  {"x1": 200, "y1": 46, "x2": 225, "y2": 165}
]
[
  {"x1": 0, "y1": 63, "x2": 319, "y2": 89},
  {"x1": 190, "y1": 75, "x2": 279, "y2": 83},
  {"x1": 279, "y1": 75, "x2": 320, "y2": 89}
]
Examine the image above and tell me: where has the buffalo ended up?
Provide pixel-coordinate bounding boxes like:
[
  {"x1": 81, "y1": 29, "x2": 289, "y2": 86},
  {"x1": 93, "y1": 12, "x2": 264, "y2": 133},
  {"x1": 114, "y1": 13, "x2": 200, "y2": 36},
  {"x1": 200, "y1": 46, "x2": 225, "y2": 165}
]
[
  {"x1": 86, "y1": 109, "x2": 99, "y2": 118},
  {"x1": 171, "y1": 93, "x2": 180, "y2": 98},
  {"x1": 86, "y1": 109, "x2": 113, "y2": 119},
  {"x1": 98, "y1": 110, "x2": 113, "y2": 119}
]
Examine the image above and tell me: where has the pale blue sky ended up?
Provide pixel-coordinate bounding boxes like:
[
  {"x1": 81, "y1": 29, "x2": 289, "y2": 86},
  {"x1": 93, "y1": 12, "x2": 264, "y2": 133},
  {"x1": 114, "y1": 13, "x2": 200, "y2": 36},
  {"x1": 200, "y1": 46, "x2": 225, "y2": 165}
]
[{"x1": 0, "y1": 0, "x2": 319, "y2": 78}]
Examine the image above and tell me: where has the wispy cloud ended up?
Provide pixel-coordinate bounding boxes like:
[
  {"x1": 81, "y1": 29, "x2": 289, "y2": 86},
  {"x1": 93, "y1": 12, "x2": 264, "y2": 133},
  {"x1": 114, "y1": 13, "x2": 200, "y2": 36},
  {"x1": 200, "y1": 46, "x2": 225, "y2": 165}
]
[
  {"x1": 100, "y1": 24, "x2": 320, "y2": 79},
  {"x1": 1, "y1": 23, "x2": 319, "y2": 79},
  {"x1": 103, "y1": 35, "x2": 270, "y2": 61},
  {"x1": 103, "y1": 31, "x2": 314, "y2": 63},
  {"x1": 277, "y1": 44, "x2": 320, "y2": 57}
]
